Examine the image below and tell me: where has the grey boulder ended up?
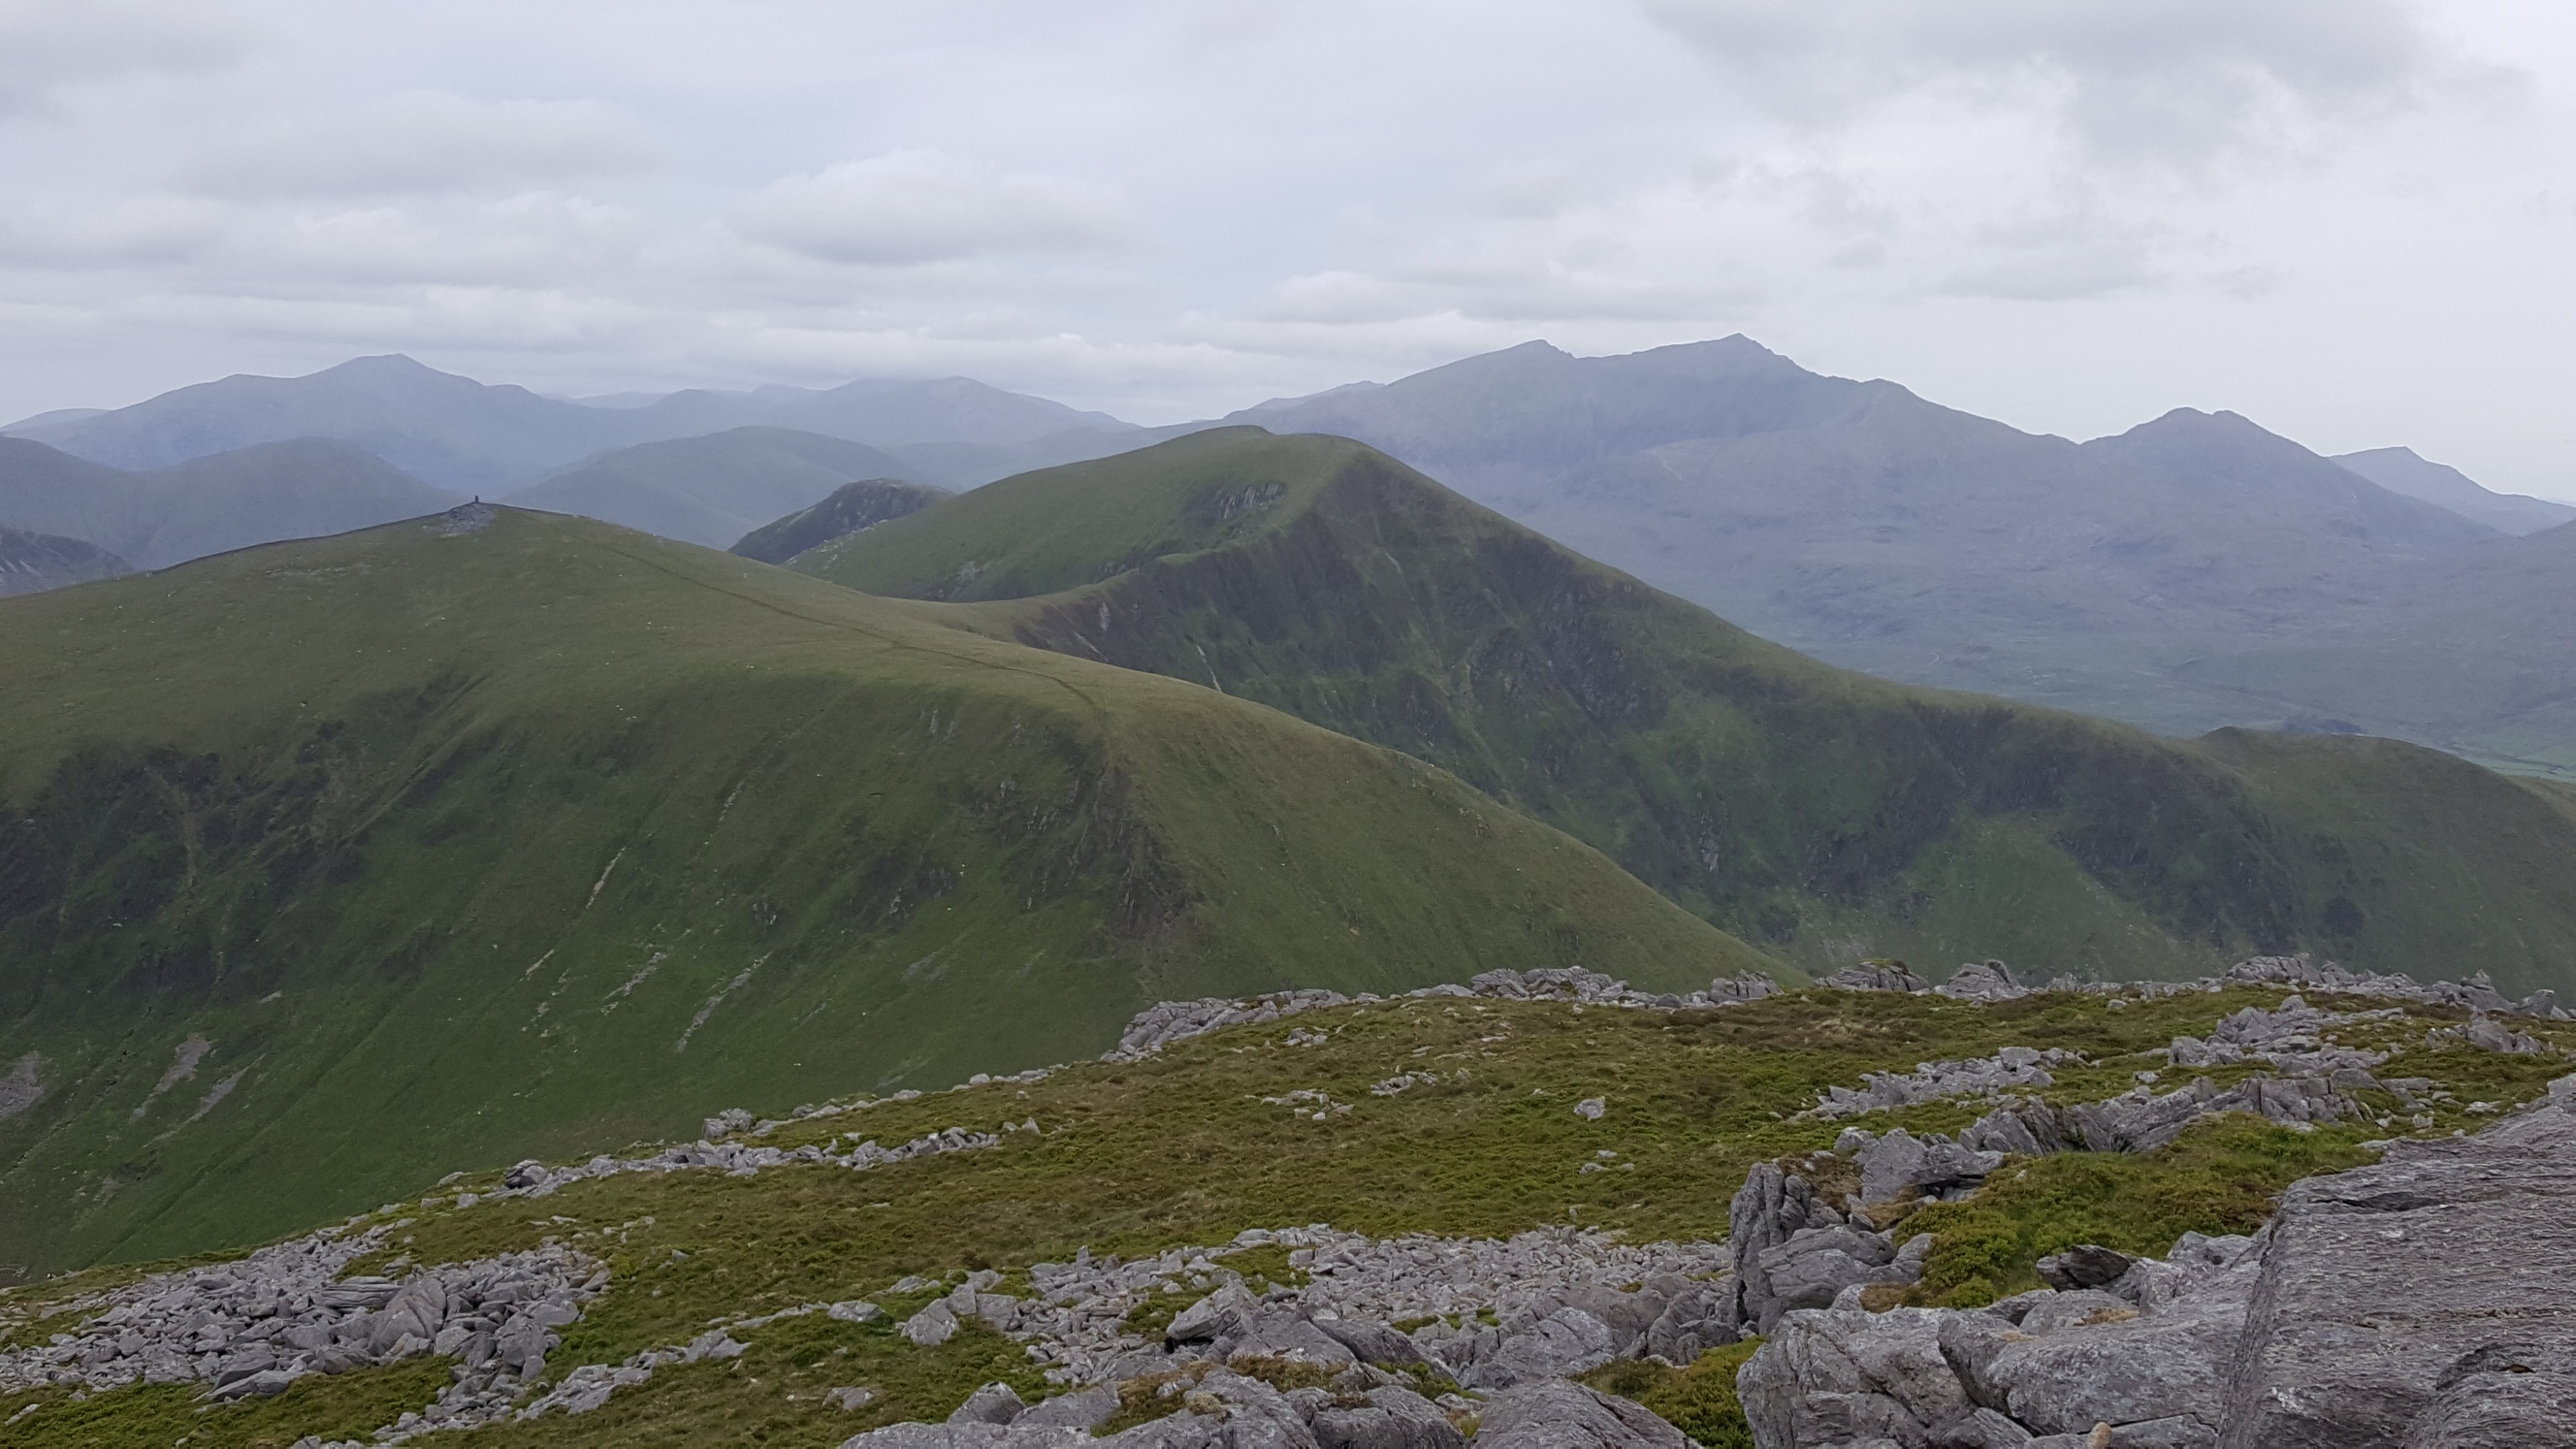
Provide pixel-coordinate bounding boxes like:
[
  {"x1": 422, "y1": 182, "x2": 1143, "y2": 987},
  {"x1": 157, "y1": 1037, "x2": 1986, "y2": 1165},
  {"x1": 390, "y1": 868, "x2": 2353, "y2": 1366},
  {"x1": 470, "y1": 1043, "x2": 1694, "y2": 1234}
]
[{"x1": 1473, "y1": 1379, "x2": 1693, "y2": 1449}]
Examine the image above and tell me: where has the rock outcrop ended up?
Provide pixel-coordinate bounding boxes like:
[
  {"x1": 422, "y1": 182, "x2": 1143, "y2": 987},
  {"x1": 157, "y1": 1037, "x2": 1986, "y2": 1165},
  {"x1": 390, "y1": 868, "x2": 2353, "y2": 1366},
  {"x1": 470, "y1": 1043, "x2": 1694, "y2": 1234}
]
[
  {"x1": 1738, "y1": 1085, "x2": 2576, "y2": 1449},
  {"x1": 2216, "y1": 1097, "x2": 2576, "y2": 1447}
]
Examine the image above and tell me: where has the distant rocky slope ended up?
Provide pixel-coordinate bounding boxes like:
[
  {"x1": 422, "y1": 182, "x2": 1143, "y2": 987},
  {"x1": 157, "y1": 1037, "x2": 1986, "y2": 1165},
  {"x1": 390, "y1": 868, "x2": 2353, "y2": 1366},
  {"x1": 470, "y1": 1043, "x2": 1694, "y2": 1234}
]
[
  {"x1": 733, "y1": 478, "x2": 949, "y2": 564},
  {"x1": 3, "y1": 956, "x2": 2568, "y2": 1447},
  {"x1": 0, "y1": 527, "x2": 129, "y2": 596}
]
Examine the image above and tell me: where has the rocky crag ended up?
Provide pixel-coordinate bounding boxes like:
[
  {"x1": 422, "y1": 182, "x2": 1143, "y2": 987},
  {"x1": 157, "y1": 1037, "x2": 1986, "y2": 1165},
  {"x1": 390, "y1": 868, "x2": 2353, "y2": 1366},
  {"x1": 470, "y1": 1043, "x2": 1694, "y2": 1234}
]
[{"x1": 1, "y1": 957, "x2": 2570, "y2": 1448}]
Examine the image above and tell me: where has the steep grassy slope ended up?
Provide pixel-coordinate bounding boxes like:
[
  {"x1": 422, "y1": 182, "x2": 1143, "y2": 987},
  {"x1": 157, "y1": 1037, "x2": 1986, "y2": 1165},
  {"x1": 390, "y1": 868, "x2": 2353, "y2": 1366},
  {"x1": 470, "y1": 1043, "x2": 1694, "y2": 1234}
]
[
  {"x1": 506, "y1": 428, "x2": 925, "y2": 547},
  {"x1": 9, "y1": 979, "x2": 2566, "y2": 1446},
  {"x1": 0, "y1": 507, "x2": 1760, "y2": 1276},
  {"x1": 800, "y1": 430, "x2": 2576, "y2": 991}
]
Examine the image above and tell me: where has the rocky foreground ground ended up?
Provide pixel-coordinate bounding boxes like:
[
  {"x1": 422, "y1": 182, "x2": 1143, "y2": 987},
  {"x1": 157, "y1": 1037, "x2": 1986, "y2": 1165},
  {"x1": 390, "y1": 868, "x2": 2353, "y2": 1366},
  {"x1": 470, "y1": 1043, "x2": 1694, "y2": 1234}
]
[{"x1": 2, "y1": 957, "x2": 2571, "y2": 1448}]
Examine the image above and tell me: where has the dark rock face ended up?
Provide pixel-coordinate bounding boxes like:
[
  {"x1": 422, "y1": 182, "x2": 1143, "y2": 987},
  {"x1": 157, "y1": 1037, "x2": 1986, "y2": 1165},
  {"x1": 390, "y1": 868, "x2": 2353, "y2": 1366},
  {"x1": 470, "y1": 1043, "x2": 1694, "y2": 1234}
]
[
  {"x1": 2217, "y1": 1102, "x2": 2576, "y2": 1448},
  {"x1": 0, "y1": 525, "x2": 132, "y2": 595},
  {"x1": 731, "y1": 478, "x2": 945, "y2": 563}
]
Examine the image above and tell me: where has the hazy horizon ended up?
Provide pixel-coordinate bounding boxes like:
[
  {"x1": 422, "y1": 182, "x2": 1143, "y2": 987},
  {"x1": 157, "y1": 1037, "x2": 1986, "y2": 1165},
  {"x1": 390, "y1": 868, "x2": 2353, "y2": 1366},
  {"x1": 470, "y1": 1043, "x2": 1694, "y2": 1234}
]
[{"x1": 3, "y1": 1, "x2": 2571, "y2": 498}]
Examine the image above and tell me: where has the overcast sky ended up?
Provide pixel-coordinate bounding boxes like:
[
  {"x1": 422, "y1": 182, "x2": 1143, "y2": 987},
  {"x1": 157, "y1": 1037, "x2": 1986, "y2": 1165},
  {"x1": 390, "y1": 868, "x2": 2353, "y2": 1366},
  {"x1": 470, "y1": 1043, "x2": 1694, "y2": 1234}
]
[{"x1": 3, "y1": 0, "x2": 2571, "y2": 496}]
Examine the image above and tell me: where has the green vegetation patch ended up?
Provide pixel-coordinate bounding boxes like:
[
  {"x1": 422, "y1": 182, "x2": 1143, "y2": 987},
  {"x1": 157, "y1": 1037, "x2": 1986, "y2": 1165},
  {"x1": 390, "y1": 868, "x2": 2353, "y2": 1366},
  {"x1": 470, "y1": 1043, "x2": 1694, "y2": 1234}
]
[
  {"x1": 1580, "y1": 1339, "x2": 1765, "y2": 1449},
  {"x1": 1897, "y1": 1117, "x2": 2383, "y2": 1306}
]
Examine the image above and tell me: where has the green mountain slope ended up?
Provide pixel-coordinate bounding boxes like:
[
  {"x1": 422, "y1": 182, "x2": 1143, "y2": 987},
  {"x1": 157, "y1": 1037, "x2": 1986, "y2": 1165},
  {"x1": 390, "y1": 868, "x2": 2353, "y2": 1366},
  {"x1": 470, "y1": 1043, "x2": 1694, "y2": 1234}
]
[
  {"x1": 0, "y1": 506, "x2": 1760, "y2": 1275},
  {"x1": 504, "y1": 427, "x2": 924, "y2": 548},
  {"x1": 798, "y1": 429, "x2": 2576, "y2": 991}
]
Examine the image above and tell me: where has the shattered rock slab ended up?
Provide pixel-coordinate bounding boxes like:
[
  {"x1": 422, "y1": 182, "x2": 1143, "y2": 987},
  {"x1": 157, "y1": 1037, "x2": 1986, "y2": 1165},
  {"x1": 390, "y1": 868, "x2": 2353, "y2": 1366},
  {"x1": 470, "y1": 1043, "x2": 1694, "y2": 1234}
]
[{"x1": 2217, "y1": 1097, "x2": 2576, "y2": 1448}]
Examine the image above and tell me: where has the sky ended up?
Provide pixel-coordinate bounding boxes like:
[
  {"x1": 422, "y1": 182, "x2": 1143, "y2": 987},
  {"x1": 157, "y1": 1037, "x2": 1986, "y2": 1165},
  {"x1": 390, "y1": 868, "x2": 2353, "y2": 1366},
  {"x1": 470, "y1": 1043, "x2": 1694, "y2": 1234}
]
[{"x1": 2, "y1": 0, "x2": 2572, "y2": 497}]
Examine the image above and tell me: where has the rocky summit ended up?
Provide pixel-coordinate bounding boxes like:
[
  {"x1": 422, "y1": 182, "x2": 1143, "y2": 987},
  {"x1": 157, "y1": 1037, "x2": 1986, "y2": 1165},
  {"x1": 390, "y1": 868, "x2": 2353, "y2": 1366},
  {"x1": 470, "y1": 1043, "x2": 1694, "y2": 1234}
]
[{"x1": 2, "y1": 959, "x2": 2573, "y2": 1447}]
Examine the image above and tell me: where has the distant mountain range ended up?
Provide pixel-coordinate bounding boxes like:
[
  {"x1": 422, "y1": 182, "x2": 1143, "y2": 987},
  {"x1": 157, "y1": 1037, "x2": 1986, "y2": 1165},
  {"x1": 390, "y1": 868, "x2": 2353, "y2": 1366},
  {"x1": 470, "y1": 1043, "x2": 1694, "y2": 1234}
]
[
  {"x1": 2334, "y1": 445, "x2": 2576, "y2": 535},
  {"x1": 1221, "y1": 338, "x2": 2576, "y2": 774},
  {"x1": 11, "y1": 340, "x2": 2575, "y2": 772},
  {"x1": 3, "y1": 354, "x2": 1148, "y2": 494},
  {"x1": 0, "y1": 435, "x2": 459, "y2": 570}
]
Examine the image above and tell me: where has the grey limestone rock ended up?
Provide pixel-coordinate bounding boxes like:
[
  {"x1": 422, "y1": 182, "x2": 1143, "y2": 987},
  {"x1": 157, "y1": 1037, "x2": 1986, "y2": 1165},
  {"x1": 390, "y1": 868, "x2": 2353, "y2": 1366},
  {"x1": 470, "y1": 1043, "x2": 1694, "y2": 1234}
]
[
  {"x1": 2032, "y1": 1247, "x2": 2134, "y2": 1294},
  {"x1": 1854, "y1": 1130, "x2": 2005, "y2": 1206},
  {"x1": 1822, "y1": 962, "x2": 1933, "y2": 993},
  {"x1": 1310, "y1": 1386, "x2": 1464, "y2": 1449},
  {"x1": 1737, "y1": 1306, "x2": 1975, "y2": 1449},
  {"x1": 2217, "y1": 1098, "x2": 2576, "y2": 1449},
  {"x1": 1458, "y1": 1306, "x2": 1619, "y2": 1388},
  {"x1": 903, "y1": 1301, "x2": 961, "y2": 1347},
  {"x1": 1017, "y1": 1386, "x2": 1121, "y2": 1430},
  {"x1": 1752, "y1": 1226, "x2": 1926, "y2": 1332},
  {"x1": 1936, "y1": 961, "x2": 2026, "y2": 1002},
  {"x1": 1709, "y1": 972, "x2": 1783, "y2": 1003},
  {"x1": 1312, "y1": 1315, "x2": 1420, "y2": 1367},
  {"x1": 950, "y1": 1382, "x2": 1029, "y2": 1425},
  {"x1": 1169, "y1": 1284, "x2": 1260, "y2": 1345},
  {"x1": 1473, "y1": 1379, "x2": 1692, "y2": 1449}
]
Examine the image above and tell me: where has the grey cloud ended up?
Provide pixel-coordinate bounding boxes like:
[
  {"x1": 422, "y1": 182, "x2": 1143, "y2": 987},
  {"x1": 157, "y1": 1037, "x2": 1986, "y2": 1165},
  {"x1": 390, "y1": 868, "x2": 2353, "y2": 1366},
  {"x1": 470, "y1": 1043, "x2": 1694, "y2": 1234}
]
[
  {"x1": 735, "y1": 150, "x2": 1139, "y2": 266},
  {"x1": 0, "y1": 0, "x2": 261, "y2": 116},
  {"x1": 0, "y1": 192, "x2": 228, "y2": 267},
  {"x1": 1642, "y1": 0, "x2": 2440, "y2": 163},
  {"x1": 1934, "y1": 198, "x2": 2170, "y2": 300},
  {"x1": 184, "y1": 94, "x2": 659, "y2": 197}
]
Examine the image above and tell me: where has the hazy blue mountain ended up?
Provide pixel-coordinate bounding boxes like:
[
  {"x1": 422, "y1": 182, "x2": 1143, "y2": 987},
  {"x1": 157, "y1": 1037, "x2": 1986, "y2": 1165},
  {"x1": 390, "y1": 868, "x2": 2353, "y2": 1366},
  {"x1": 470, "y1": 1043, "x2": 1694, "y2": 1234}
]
[
  {"x1": 17, "y1": 355, "x2": 639, "y2": 494},
  {"x1": 503, "y1": 427, "x2": 921, "y2": 548},
  {"x1": 2334, "y1": 446, "x2": 2576, "y2": 536},
  {"x1": 615, "y1": 376, "x2": 1150, "y2": 485},
  {"x1": 729, "y1": 478, "x2": 948, "y2": 564},
  {"x1": 11, "y1": 356, "x2": 1150, "y2": 495},
  {"x1": 0, "y1": 406, "x2": 107, "y2": 441},
  {"x1": 0, "y1": 527, "x2": 131, "y2": 596},
  {"x1": 0, "y1": 435, "x2": 456, "y2": 572},
  {"x1": 1217, "y1": 337, "x2": 2507, "y2": 742}
]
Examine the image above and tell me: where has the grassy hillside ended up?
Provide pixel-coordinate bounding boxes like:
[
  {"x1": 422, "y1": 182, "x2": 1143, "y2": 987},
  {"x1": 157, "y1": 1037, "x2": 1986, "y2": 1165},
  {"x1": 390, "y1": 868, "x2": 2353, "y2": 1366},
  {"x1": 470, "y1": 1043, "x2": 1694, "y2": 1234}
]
[
  {"x1": 800, "y1": 429, "x2": 2576, "y2": 991},
  {"x1": 8, "y1": 977, "x2": 2565, "y2": 1446},
  {"x1": 0, "y1": 506, "x2": 1762, "y2": 1276}
]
